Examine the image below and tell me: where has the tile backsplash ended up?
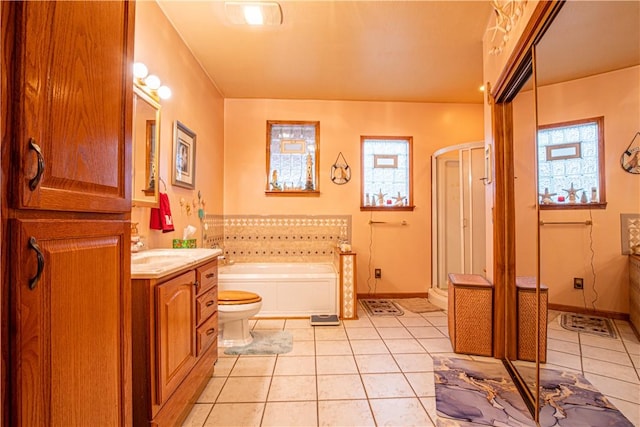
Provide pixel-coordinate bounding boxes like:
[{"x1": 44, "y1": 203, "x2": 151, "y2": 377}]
[{"x1": 202, "y1": 214, "x2": 351, "y2": 263}]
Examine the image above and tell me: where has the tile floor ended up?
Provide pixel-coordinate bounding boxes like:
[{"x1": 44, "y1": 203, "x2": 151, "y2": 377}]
[{"x1": 183, "y1": 305, "x2": 640, "y2": 426}]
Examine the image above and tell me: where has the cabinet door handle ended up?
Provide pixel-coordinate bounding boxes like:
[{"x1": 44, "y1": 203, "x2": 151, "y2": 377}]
[
  {"x1": 206, "y1": 300, "x2": 215, "y2": 307},
  {"x1": 206, "y1": 328, "x2": 216, "y2": 335},
  {"x1": 28, "y1": 236, "x2": 44, "y2": 290},
  {"x1": 193, "y1": 280, "x2": 199, "y2": 288},
  {"x1": 205, "y1": 273, "x2": 215, "y2": 279},
  {"x1": 28, "y1": 139, "x2": 45, "y2": 191}
]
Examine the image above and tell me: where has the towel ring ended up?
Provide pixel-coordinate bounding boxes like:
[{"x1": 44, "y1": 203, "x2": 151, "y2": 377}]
[{"x1": 159, "y1": 177, "x2": 168, "y2": 192}]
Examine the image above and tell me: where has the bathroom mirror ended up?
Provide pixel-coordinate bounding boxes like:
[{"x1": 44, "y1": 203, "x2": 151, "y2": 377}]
[
  {"x1": 132, "y1": 84, "x2": 161, "y2": 208},
  {"x1": 496, "y1": 0, "x2": 640, "y2": 421}
]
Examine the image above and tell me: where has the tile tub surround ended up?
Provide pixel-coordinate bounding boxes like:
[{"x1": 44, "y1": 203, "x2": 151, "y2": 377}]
[
  {"x1": 202, "y1": 214, "x2": 352, "y2": 263},
  {"x1": 182, "y1": 307, "x2": 640, "y2": 427}
]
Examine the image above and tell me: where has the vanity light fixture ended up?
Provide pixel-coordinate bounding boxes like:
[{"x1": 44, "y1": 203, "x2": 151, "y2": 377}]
[
  {"x1": 132, "y1": 62, "x2": 172, "y2": 100},
  {"x1": 225, "y1": 1, "x2": 283, "y2": 26}
]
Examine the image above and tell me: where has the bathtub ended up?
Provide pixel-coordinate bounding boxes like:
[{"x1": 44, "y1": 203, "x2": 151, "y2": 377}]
[{"x1": 218, "y1": 262, "x2": 338, "y2": 317}]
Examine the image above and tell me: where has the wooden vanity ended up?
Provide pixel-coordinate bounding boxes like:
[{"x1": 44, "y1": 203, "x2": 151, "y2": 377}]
[{"x1": 131, "y1": 253, "x2": 219, "y2": 426}]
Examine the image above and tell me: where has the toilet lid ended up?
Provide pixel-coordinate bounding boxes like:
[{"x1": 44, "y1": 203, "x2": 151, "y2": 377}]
[{"x1": 218, "y1": 290, "x2": 262, "y2": 305}]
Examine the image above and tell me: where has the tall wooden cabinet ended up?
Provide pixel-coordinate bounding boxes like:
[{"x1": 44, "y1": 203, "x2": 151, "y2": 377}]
[{"x1": 1, "y1": 2, "x2": 134, "y2": 425}]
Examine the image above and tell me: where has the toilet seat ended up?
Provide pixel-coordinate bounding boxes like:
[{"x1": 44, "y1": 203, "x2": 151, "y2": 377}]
[{"x1": 218, "y1": 290, "x2": 262, "y2": 305}]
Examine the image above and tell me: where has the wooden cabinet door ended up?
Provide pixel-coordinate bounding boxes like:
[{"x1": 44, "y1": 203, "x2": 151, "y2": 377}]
[
  {"x1": 9, "y1": 1, "x2": 134, "y2": 213},
  {"x1": 10, "y1": 218, "x2": 131, "y2": 426},
  {"x1": 155, "y1": 272, "x2": 197, "y2": 404}
]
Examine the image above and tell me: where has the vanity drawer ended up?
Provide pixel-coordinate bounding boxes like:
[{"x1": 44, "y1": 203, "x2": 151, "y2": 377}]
[
  {"x1": 197, "y1": 260, "x2": 218, "y2": 294},
  {"x1": 196, "y1": 311, "x2": 218, "y2": 356},
  {"x1": 196, "y1": 285, "x2": 218, "y2": 325}
]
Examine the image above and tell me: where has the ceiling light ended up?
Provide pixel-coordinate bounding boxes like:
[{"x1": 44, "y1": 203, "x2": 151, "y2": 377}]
[
  {"x1": 225, "y1": 1, "x2": 283, "y2": 26},
  {"x1": 243, "y1": 5, "x2": 263, "y2": 25}
]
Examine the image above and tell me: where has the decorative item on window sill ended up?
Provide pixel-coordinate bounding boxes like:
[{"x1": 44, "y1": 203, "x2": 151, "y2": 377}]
[
  {"x1": 621, "y1": 131, "x2": 640, "y2": 174},
  {"x1": 330, "y1": 152, "x2": 351, "y2": 185},
  {"x1": 133, "y1": 62, "x2": 172, "y2": 101}
]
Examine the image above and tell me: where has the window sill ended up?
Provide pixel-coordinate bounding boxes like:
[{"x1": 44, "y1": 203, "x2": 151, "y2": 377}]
[
  {"x1": 360, "y1": 205, "x2": 415, "y2": 212},
  {"x1": 265, "y1": 190, "x2": 320, "y2": 197},
  {"x1": 539, "y1": 202, "x2": 607, "y2": 210}
]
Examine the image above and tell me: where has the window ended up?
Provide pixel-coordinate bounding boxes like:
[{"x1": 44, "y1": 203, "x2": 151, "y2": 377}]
[
  {"x1": 537, "y1": 117, "x2": 605, "y2": 209},
  {"x1": 361, "y1": 136, "x2": 414, "y2": 211},
  {"x1": 266, "y1": 121, "x2": 319, "y2": 196}
]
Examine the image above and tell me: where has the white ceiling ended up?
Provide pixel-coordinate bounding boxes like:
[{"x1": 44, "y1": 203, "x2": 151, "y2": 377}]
[
  {"x1": 156, "y1": 1, "x2": 493, "y2": 104},
  {"x1": 156, "y1": 1, "x2": 640, "y2": 104}
]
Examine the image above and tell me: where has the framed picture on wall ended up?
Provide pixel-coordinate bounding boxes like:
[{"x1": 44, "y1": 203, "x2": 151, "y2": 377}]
[{"x1": 172, "y1": 120, "x2": 196, "y2": 189}]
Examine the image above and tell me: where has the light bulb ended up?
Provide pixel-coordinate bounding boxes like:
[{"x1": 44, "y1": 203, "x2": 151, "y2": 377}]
[
  {"x1": 157, "y1": 85, "x2": 172, "y2": 100},
  {"x1": 145, "y1": 74, "x2": 161, "y2": 90},
  {"x1": 243, "y1": 5, "x2": 263, "y2": 25},
  {"x1": 133, "y1": 62, "x2": 148, "y2": 79}
]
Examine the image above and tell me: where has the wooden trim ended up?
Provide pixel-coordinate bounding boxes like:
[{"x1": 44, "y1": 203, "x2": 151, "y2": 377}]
[
  {"x1": 492, "y1": 2, "x2": 559, "y2": 102},
  {"x1": 359, "y1": 206, "x2": 415, "y2": 212},
  {"x1": 540, "y1": 202, "x2": 607, "y2": 211},
  {"x1": 490, "y1": 3, "x2": 566, "y2": 420}
]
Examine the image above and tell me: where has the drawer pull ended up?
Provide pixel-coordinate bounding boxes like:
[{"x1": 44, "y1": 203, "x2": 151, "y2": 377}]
[
  {"x1": 205, "y1": 272, "x2": 215, "y2": 279},
  {"x1": 28, "y1": 236, "x2": 44, "y2": 290},
  {"x1": 206, "y1": 328, "x2": 216, "y2": 335},
  {"x1": 28, "y1": 138, "x2": 45, "y2": 191},
  {"x1": 206, "y1": 300, "x2": 215, "y2": 307}
]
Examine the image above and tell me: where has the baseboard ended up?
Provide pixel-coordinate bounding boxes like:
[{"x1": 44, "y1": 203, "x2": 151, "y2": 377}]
[
  {"x1": 548, "y1": 303, "x2": 629, "y2": 321},
  {"x1": 357, "y1": 292, "x2": 429, "y2": 299}
]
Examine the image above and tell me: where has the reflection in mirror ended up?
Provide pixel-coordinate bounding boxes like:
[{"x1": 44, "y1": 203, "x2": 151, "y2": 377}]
[
  {"x1": 132, "y1": 84, "x2": 161, "y2": 208},
  {"x1": 511, "y1": 0, "x2": 640, "y2": 420},
  {"x1": 502, "y1": 70, "x2": 542, "y2": 416}
]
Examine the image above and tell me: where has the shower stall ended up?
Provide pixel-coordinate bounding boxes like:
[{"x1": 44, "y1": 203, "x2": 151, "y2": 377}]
[{"x1": 429, "y1": 142, "x2": 486, "y2": 308}]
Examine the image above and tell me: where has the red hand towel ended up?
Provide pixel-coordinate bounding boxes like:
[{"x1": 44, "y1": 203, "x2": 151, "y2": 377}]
[{"x1": 149, "y1": 193, "x2": 175, "y2": 233}]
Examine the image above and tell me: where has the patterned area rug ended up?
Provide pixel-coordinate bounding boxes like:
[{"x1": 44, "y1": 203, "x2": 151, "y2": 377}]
[
  {"x1": 560, "y1": 313, "x2": 617, "y2": 338},
  {"x1": 434, "y1": 356, "x2": 633, "y2": 427},
  {"x1": 393, "y1": 297, "x2": 442, "y2": 313},
  {"x1": 360, "y1": 299, "x2": 404, "y2": 316},
  {"x1": 224, "y1": 330, "x2": 292, "y2": 355}
]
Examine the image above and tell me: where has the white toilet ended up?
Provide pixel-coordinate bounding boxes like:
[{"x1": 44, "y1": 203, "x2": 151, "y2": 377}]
[{"x1": 217, "y1": 290, "x2": 263, "y2": 347}]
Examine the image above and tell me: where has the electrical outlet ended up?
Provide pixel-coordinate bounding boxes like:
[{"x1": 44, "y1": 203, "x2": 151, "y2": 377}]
[
  {"x1": 374, "y1": 268, "x2": 382, "y2": 279},
  {"x1": 573, "y1": 277, "x2": 584, "y2": 289}
]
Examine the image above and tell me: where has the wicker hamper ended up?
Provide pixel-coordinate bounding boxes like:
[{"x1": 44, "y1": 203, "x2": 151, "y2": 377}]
[
  {"x1": 516, "y1": 276, "x2": 548, "y2": 363},
  {"x1": 447, "y1": 273, "x2": 493, "y2": 356}
]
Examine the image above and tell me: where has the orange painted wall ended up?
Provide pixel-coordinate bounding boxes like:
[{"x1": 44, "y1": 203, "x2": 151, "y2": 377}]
[
  {"x1": 513, "y1": 66, "x2": 640, "y2": 314},
  {"x1": 223, "y1": 99, "x2": 483, "y2": 294},
  {"x1": 132, "y1": 1, "x2": 224, "y2": 248}
]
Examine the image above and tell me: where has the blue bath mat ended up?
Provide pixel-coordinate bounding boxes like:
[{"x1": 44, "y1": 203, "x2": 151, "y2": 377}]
[
  {"x1": 434, "y1": 356, "x2": 633, "y2": 426},
  {"x1": 224, "y1": 330, "x2": 293, "y2": 355}
]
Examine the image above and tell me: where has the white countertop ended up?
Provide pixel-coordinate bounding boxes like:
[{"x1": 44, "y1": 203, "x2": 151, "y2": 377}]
[{"x1": 131, "y1": 248, "x2": 222, "y2": 279}]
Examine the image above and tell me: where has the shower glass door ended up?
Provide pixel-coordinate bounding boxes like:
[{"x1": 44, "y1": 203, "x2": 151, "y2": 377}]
[{"x1": 431, "y1": 142, "x2": 486, "y2": 298}]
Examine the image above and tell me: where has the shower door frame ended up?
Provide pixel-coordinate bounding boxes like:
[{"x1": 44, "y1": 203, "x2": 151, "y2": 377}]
[{"x1": 430, "y1": 141, "x2": 486, "y2": 302}]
